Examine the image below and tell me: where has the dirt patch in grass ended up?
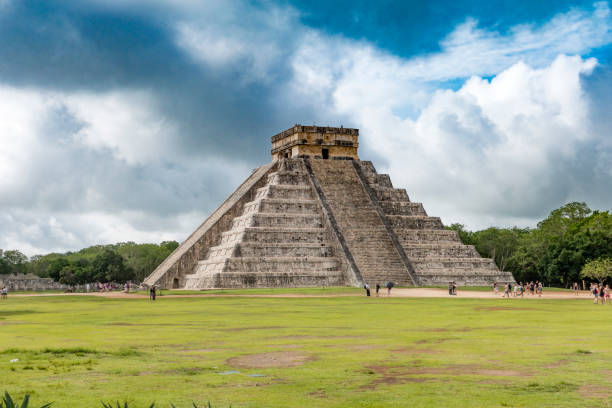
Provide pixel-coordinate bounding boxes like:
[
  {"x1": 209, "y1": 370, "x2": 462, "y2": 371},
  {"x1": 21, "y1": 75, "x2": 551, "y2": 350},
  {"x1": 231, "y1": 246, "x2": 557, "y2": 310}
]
[
  {"x1": 277, "y1": 335, "x2": 363, "y2": 340},
  {"x1": 309, "y1": 390, "x2": 328, "y2": 398},
  {"x1": 223, "y1": 326, "x2": 286, "y2": 332},
  {"x1": 392, "y1": 347, "x2": 439, "y2": 355},
  {"x1": 227, "y1": 351, "x2": 315, "y2": 368},
  {"x1": 579, "y1": 385, "x2": 611, "y2": 399},
  {"x1": 414, "y1": 338, "x2": 458, "y2": 344},
  {"x1": 362, "y1": 364, "x2": 530, "y2": 389},
  {"x1": 474, "y1": 306, "x2": 537, "y2": 311},
  {"x1": 421, "y1": 327, "x2": 474, "y2": 332},
  {"x1": 544, "y1": 359, "x2": 570, "y2": 368}
]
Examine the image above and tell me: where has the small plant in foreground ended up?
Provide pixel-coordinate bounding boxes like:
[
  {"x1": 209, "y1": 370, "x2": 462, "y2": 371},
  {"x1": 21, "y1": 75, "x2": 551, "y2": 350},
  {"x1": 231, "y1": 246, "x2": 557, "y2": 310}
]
[{"x1": 1, "y1": 392, "x2": 53, "y2": 408}]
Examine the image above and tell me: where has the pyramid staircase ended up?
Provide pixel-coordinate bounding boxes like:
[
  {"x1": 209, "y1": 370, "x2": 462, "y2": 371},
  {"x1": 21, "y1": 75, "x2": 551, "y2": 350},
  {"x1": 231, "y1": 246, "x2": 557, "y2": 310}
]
[
  {"x1": 356, "y1": 161, "x2": 515, "y2": 286},
  {"x1": 183, "y1": 160, "x2": 345, "y2": 288}
]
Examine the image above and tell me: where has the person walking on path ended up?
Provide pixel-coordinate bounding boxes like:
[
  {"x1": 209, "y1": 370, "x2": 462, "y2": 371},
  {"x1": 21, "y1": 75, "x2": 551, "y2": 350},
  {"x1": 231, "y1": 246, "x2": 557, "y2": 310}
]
[
  {"x1": 452, "y1": 282, "x2": 457, "y2": 295},
  {"x1": 599, "y1": 284, "x2": 606, "y2": 304},
  {"x1": 448, "y1": 282, "x2": 453, "y2": 296},
  {"x1": 364, "y1": 283, "x2": 371, "y2": 297},
  {"x1": 385, "y1": 282, "x2": 394, "y2": 296},
  {"x1": 605, "y1": 285, "x2": 610, "y2": 304},
  {"x1": 573, "y1": 282, "x2": 579, "y2": 296},
  {"x1": 493, "y1": 282, "x2": 498, "y2": 296},
  {"x1": 592, "y1": 284, "x2": 599, "y2": 304},
  {"x1": 1, "y1": 286, "x2": 7, "y2": 300},
  {"x1": 149, "y1": 286, "x2": 156, "y2": 301},
  {"x1": 538, "y1": 282, "x2": 543, "y2": 297},
  {"x1": 375, "y1": 284, "x2": 380, "y2": 297}
]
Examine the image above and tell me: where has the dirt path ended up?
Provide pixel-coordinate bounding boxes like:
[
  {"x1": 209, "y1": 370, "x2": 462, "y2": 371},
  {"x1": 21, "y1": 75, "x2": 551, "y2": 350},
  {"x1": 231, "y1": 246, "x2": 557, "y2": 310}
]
[{"x1": 10, "y1": 288, "x2": 591, "y2": 300}]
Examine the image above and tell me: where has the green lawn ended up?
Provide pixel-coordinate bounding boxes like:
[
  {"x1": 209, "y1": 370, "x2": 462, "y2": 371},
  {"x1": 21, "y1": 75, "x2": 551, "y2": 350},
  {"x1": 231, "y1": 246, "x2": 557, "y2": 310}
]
[{"x1": 0, "y1": 294, "x2": 610, "y2": 407}]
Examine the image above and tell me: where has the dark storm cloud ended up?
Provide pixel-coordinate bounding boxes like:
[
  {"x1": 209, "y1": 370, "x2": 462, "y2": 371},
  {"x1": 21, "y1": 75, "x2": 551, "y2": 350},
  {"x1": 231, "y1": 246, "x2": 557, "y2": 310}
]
[{"x1": 0, "y1": 0, "x2": 340, "y2": 163}]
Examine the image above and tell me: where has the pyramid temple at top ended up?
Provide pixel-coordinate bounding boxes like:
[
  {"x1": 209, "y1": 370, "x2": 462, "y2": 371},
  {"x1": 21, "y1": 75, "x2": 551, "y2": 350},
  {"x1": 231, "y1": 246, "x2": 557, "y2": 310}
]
[{"x1": 144, "y1": 125, "x2": 515, "y2": 289}]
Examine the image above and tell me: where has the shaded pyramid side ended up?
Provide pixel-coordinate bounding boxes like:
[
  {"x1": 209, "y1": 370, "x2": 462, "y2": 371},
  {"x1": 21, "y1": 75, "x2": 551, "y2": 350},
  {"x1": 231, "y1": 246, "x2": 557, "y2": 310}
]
[
  {"x1": 183, "y1": 159, "x2": 346, "y2": 288},
  {"x1": 356, "y1": 161, "x2": 516, "y2": 286},
  {"x1": 307, "y1": 159, "x2": 417, "y2": 286}
]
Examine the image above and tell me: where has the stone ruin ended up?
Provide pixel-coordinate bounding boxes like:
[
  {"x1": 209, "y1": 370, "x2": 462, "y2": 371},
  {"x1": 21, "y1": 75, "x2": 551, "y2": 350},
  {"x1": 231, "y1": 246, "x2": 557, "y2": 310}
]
[
  {"x1": 0, "y1": 273, "x2": 71, "y2": 291},
  {"x1": 144, "y1": 125, "x2": 515, "y2": 289}
]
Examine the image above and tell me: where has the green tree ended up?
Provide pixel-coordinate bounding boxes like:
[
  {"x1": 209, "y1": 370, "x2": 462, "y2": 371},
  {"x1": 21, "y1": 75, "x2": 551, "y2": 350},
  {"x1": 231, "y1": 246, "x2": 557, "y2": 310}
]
[
  {"x1": 580, "y1": 258, "x2": 612, "y2": 283},
  {"x1": 2, "y1": 250, "x2": 28, "y2": 274},
  {"x1": 48, "y1": 258, "x2": 70, "y2": 281},
  {"x1": 91, "y1": 249, "x2": 134, "y2": 283}
]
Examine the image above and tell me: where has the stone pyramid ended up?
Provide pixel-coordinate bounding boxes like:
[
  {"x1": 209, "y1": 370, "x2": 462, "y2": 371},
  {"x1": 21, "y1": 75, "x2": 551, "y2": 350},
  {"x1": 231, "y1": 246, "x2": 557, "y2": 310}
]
[{"x1": 144, "y1": 125, "x2": 515, "y2": 289}]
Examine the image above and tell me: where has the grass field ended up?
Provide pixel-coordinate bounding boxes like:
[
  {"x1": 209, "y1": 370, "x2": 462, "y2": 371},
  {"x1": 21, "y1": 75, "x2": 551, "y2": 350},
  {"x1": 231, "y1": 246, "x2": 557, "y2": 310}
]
[{"x1": 1, "y1": 292, "x2": 611, "y2": 407}]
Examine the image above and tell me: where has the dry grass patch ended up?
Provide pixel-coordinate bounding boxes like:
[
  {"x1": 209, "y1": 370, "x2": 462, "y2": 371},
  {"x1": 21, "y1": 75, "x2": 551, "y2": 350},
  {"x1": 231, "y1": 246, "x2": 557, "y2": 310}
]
[
  {"x1": 578, "y1": 384, "x2": 611, "y2": 399},
  {"x1": 227, "y1": 351, "x2": 315, "y2": 368}
]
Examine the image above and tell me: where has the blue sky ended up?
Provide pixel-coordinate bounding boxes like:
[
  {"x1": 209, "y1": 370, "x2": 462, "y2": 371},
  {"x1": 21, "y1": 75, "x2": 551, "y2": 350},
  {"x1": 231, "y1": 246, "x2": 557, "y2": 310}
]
[{"x1": 1, "y1": 0, "x2": 611, "y2": 255}]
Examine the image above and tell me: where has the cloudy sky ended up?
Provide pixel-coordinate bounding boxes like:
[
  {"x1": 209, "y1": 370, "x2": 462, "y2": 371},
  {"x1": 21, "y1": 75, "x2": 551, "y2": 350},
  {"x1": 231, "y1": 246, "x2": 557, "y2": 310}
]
[{"x1": 1, "y1": 0, "x2": 611, "y2": 256}]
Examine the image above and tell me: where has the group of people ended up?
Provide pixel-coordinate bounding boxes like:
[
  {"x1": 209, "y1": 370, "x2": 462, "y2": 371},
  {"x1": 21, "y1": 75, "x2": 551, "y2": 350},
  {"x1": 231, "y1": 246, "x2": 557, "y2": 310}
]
[
  {"x1": 448, "y1": 281, "x2": 458, "y2": 295},
  {"x1": 590, "y1": 283, "x2": 610, "y2": 304},
  {"x1": 363, "y1": 282, "x2": 394, "y2": 297},
  {"x1": 493, "y1": 281, "x2": 543, "y2": 298}
]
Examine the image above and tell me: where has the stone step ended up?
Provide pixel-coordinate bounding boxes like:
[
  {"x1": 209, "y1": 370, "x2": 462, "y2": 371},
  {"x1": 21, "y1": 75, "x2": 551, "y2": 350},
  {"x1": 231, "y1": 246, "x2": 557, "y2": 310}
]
[
  {"x1": 396, "y1": 230, "x2": 462, "y2": 244},
  {"x1": 379, "y1": 201, "x2": 427, "y2": 216},
  {"x1": 387, "y1": 215, "x2": 444, "y2": 230},
  {"x1": 402, "y1": 244, "x2": 480, "y2": 258},
  {"x1": 373, "y1": 186, "x2": 410, "y2": 202},
  {"x1": 220, "y1": 227, "x2": 328, "y2": 245},
  {"x1": 230, "y1": 213, "x2": 323, "y2": 229},
  {"x1": 191, "y1": 270, "x2": 346, "y2": 288},
  {"x1": 243, "y1": 198, "x2": 319, "y2": 215},
  {"x1": 224, "y1": 256, "x2": 340, "y2": 272},
  {"x1": 207, "y1": 242, "x2": 335, "y2": 258},
  {"x1": 411, "y1": 257, "x2": 498, "y2": 270},
  {"x1": 266, "y1": 171, "x2": 309, "y2": 185},
  {"x1": 255, "y1": 184, "x2": 313, "y2": 200},
  {"x1": 364, "y1": 173, "x2": 393, "y2": 188}
]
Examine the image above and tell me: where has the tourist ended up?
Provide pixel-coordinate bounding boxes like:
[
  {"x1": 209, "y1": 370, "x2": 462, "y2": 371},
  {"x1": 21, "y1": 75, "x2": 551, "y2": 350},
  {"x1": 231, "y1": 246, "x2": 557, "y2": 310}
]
[
  {"x1": 448, "y1": 281, "x2": 453, "y2": 296},
  {"x1": 503, "y1": 283, "x2": 509, "y2": 298},
  {"x1": 1, "y1": 286, "x2": 7, "y2": 300},
  {"x1": 452, "y1": 282, "x2": 457, "y2": 295},
  {"x1": 150, "y1": 286, "x2": 156, "y2": 301},
  {"x1": 126, "y1": 281, "x2": 130, "y2": 293},
  {"x1": 538, "y1": 282, "x2": 543, "y2": 297},
  {"x1": 493, "y1": 281, "x2": 498, "y2": 296},
  {"x1": 520, "y1": 283, "x2": 525, "y2": 298},
  {"x1": 605, "y1": 285, "x2": 610, "y2": 304},
  {"x1": 530, "y1": 282, "x2": 535, "y2": 296},
  {"x1": 592, "y1": 284, "x2": 599, "y2": 304},
  {"x1": 599, "y1": 284, "x2": 606, "y2": 305},
  {"x1": 573, "y1": 282, "x2": 579, "y2": 296},
  {"x1": 386, "y1": 281, "x2": 394, "y2": 296},
  {"x1": 513, "y1": 284, "x2": 518, "y2": 297},
  {"x1": 364, "y1": 283, "x2": 371, "y2": 297},
  {"x1": 375, "y1": 283, "x2": 380, "y2": 297}
]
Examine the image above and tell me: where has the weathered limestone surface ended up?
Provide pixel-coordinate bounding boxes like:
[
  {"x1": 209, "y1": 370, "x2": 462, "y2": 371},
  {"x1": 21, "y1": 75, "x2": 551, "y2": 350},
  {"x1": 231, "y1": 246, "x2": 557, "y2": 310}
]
[
  {"x1": 182, "y1": 159, "x2": 346, "y2": 288},
  {"x1": 145, "y1": 125, "x2": 515, "y2": 288},
  {"x1": 0, "y1": 274, "x2": 72, "y2": 291},
  {"x1": 356, "y1": 161, "x2": 515, "y2": 286},
  {"x1": 308, "y1": 159, "x2": 415, "y2": 286},
  {"x1": 143, "y1": 163, "x2": 276, "y2": 289}
]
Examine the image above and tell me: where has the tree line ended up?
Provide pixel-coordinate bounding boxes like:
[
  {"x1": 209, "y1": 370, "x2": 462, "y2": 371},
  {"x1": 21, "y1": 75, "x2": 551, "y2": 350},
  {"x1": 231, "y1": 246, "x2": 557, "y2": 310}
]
[
  {"x1": 2, "y1": 202, "x2": 610, "y2": 287},
  {"x1": 0, "y1": 241, "x2": 178, "y2": 286},
  {"x1": 448, "y1": 202, "x2": 612, "y2": 285}
]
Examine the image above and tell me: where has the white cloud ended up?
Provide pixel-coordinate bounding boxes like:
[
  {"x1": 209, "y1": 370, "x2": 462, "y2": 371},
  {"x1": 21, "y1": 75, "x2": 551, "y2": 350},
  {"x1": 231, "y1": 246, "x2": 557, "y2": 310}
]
[
  {"x1": 348, "y1": 55, "x2": 606, "y2": 229},
  {"x1": 0, "y1": 85, "x2": 252, "y2": 256},
  {"x1": 286, "y1": 3, "x2": 612, "y2": 229},
  {"x1": 174, "y1": 2, "x2": 299, "y2": 82}
]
